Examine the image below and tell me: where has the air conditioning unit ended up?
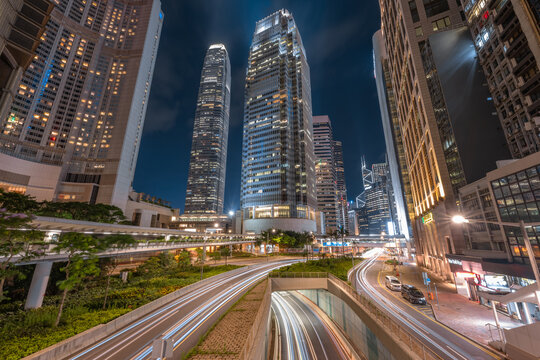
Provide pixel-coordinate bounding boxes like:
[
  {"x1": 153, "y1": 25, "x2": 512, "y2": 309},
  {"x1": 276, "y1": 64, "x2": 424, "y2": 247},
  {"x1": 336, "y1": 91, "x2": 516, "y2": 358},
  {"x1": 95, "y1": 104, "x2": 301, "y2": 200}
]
[
  {"x1": 510, "y1": 58, "x2": 518, "y2": 67},
  {"x1": 517, "y1": 77, "x2": 525, "y2": 86},
  {"x1": 525, "y1": 95, "x2": 533, "y2": 106}
]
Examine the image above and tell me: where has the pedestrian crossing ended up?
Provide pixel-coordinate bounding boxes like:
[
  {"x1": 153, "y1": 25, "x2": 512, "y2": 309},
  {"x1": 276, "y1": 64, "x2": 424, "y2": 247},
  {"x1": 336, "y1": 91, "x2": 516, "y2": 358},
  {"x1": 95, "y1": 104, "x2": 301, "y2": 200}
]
[{"x1": 415, "y1": 303, "x2": 435, "y2": 318}]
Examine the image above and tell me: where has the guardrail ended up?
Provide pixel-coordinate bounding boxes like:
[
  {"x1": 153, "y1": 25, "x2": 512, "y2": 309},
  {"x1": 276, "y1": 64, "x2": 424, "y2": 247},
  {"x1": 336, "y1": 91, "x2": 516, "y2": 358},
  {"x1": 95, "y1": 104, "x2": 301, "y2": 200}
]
[
  {"x1": 268, "y1": 271, "x2": 328, "y2": 278},
  {"x1": 327, "y1": 273, "x2": 442, "y2": 360}
]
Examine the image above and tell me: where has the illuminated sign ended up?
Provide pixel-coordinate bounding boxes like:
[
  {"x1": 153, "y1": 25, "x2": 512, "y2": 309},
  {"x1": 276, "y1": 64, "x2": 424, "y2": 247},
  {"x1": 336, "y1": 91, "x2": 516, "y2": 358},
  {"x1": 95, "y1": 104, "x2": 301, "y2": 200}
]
[
  {"x1": 448, "y1": 258, "x2": 462, "y2": 266},
  {"x1": 422, "y1": 212, "x2": 433, "y2": 224}
]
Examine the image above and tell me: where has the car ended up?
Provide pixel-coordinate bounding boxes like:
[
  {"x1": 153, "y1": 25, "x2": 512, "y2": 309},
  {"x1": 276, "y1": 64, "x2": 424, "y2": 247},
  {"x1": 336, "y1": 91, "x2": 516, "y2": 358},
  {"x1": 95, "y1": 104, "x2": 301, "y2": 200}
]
[
  {"x1": 401, "y1": 284, "x2": 427, "y2": 305},
  {"x1": 385, "y1": 275, "x2": 402, "y2": 291}
]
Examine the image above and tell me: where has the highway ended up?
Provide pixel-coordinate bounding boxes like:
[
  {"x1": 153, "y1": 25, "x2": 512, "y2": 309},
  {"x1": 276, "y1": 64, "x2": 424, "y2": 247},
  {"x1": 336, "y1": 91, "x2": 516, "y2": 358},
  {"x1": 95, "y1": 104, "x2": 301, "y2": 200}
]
[
  {"x1": 351, "y1": 249, "x2": 502, "y2": 360},
  {"x1": 271, "y1": 291, "x2": 352, "y2": 360},
  {"x1": 66, "y1": 260, "x2": 298, "y2": 360}
]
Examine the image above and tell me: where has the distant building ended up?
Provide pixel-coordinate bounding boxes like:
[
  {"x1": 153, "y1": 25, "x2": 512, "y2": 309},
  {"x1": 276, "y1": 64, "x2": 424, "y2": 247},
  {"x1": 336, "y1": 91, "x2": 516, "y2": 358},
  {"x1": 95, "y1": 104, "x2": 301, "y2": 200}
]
[
  {"x1": 462, "y1": 0, "x2": 540, "y2": 158},
  {"x1": 0, "y1": 0, "x2": 163, "y2": 212},
  {"x1": 313, "y1": 115, "x2": 340, "y2": 231},
  {"x1": 334, "y1": 140, "x2": 349, "y2": 231},
  {"x1": 170, "y1": 214, "x2": 232, "y2": 233},
  {"x1": 185, "y1": 44, "x2": 231, "y2": 215},
  {"x1": 362, "y1": 158, "x2": 396, "y2": 235},
  {"x1": 240, "y1": 10, "x2": 317, "y2": 233}
]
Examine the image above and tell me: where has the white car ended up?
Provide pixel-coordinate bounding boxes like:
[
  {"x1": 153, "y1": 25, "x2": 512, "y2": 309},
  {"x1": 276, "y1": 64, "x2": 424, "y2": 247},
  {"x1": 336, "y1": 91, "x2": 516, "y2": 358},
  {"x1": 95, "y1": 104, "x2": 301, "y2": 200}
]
[{"x1": 385, "y1": 275, "x2": 401, "y2": 291}]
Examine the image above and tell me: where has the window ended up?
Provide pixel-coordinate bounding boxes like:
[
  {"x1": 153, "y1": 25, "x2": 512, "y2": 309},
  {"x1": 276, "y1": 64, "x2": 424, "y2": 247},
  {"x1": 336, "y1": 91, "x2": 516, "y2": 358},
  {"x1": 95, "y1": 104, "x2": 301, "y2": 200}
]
[
  {"x1": 423, "y1": 0, "x2": 450, "y2": 17},
  {"x1": 409, "y1": 1, "x2": 420, "y2": 22},
  {"x1": 432, "y1": 16, "x2": 451, "y2": 31},
  {"x1": 415, "y1": 26, "x2": 424, "y2": 36}
]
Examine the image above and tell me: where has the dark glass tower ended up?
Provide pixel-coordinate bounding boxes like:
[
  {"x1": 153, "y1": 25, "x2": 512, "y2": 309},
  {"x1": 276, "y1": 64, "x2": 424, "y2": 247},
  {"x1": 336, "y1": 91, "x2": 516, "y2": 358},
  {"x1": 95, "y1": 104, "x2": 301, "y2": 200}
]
[
  {"x1": 241, "y1": 10, "x2": 317, "y2": 233},
  {"x1": 185, "y1": 44, "x2": 231, "y2": 214}
]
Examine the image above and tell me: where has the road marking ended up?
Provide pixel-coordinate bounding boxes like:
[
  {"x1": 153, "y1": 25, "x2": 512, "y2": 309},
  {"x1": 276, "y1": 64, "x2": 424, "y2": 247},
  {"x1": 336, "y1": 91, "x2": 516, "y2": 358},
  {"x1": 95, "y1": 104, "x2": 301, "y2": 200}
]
[
  {"x1": 447, "y1": 345, "x2": 469, "y2": 360},
  {"x1": 375, "y1": 270, "x2": 502, "y2": 359}
]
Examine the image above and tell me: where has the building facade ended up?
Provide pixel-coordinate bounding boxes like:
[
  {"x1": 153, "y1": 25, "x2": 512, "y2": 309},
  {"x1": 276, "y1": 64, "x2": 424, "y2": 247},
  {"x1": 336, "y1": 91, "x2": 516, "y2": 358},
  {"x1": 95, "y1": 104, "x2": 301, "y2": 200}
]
[
  {"x1": 184, "y1": 44, "x2": 231, "y2": 215},
  {"x1": 0, "y1": 0, "x2": 163, "y2": 212},
  {"x1": 0, "y1": 0, "x2": 53, "y2": 125},
  {"x1": 334, "y1": 140, "x2": 349, "y2": 231},
  {"x1": 378, "y1": 0, "x2": 511, "y2": 279},
  {"x1": 462, "y1": 0, "x2": 540, "y2": 158},
  {"x1": 313, "y1": 115, "x2": 340, "y2": 231},
  {"x1": 373, "y1": 29, "x2": 413, "y2": 240},
  {"x1": 240, "y1": 9, "x2": 317, "y2": 233}
]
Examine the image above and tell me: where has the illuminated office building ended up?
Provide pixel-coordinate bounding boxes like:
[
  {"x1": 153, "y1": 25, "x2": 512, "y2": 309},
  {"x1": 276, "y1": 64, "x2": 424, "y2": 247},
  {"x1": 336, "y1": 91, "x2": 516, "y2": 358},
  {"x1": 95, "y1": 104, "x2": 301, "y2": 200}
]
[
  {"x1": 461, "y1": 0, "x2": 540, "y2": 158},
  {"x1": 241, "y1": 9, "x2": 317, "y2": 233},
  {"x1": 334, "y1": 140, "x2": 349, "y2": 231},
  {"x1": 377, "y1": 0, "x2": 510, "y2": 278},
  {"x1": 313, "y1": 115, "x2": 339, "y2": 231},
  {"x1": 0, "y1": 0, "x2": 163, "y2": 211},
  {"x1": 185, "y1": 44, "x2": 230, "y2": 214}
]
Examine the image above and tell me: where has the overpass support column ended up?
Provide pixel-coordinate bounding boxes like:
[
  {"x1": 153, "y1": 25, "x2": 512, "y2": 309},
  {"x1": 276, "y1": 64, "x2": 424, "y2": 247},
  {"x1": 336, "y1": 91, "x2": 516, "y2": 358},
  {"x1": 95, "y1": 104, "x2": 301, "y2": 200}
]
[{"x1": 25, "y1": 261, "x2": 53, "y2": 309}]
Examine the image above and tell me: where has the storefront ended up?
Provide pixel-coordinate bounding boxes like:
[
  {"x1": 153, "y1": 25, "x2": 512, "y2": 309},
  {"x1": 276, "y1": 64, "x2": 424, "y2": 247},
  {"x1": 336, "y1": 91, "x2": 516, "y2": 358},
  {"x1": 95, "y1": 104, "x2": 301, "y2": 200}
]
[{"x1": 447, "y1": 255, "x2": 538, "y2": 323}]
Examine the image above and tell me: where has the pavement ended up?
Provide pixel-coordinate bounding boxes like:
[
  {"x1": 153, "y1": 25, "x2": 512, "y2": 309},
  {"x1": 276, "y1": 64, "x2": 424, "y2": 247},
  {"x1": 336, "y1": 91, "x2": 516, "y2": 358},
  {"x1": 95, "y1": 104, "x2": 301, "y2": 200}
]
[
  {"x1": 352, "y1": 249, "x2": 505, "y2": 360},
  {"x1": 388, "y1": 259, "x2": 522, "y2": 346}
]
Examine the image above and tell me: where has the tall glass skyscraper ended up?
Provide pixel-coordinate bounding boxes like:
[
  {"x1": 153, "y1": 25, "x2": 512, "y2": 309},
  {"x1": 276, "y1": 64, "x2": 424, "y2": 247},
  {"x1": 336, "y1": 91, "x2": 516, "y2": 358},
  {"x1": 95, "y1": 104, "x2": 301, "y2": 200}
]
[
  {"x1": 184, "y1": 44, "x2": 231, "y2": 214},
  {"x1": 241, "y1": 9, "x2": 317, "y2": 233},
  {"x1": 0, "y1": 0, "x2": 163, "y2": 211}
]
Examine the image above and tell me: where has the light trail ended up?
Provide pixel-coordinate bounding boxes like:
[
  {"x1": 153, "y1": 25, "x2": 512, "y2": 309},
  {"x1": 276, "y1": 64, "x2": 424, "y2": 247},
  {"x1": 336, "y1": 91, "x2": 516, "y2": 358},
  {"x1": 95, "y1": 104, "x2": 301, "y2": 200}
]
[
  {"x1": 354, "y1": 250, "x2": 477, "y2": 360},
  {"x1": 131, "y1": 261, "x2": 298, "y2": 360},
  {"x1": 69, "y1": 260, "x2": 298, "y2": 360}
]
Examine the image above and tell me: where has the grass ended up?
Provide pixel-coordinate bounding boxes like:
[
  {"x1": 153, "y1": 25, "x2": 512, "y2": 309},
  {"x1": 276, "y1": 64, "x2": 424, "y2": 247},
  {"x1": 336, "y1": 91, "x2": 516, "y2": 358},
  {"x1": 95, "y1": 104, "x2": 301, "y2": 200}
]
[
  {"x1": 0, "y1": 262, "x2": 241, "y2": 360},
  {"x1": 271, "y1": 257, "x2": 361, "y2": 281}
]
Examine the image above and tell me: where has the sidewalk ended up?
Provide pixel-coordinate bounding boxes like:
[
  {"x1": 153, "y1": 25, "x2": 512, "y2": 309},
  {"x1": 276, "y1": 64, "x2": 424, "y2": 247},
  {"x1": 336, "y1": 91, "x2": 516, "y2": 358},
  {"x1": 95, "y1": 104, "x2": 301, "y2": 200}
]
[{"x1": 386, "y1": 260, "x2": 522, "y2": 346}]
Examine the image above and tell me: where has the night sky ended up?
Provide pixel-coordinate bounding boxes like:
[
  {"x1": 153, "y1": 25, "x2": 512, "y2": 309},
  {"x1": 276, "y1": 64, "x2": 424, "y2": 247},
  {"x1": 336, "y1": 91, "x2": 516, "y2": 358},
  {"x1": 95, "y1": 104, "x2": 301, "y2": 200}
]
[{"x1": 133, "y1": 0, "x2": 385, "y2": 212}]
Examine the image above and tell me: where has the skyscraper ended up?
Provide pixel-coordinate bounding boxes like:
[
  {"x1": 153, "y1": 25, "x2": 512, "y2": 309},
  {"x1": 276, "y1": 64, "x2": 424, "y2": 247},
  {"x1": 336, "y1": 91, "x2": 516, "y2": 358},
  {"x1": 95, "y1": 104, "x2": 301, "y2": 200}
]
[
  {"x1": 1, "y1": 0, "x2": 53, "y2": 124},
  {"x1": 461, "y1": 0, "x2": 540, "y2": 158},
  {"x1": 184, "y1": 44, "x2": 231, "y2": 214},
  {"x1": 241, "y1": 9, "x2": 317, "y2": 233},
  {"x1": 373, "y1": 30, "x2": 412, "y2": 240},
  {"x1": 378, "y1": 0, "x2": 510, "y2": 278},
  {"x1": 0, "y1": 0, "x2": 163, "y2": 212},
  {"x1": 334, "y1": 140, "x2": 349, "y2": 231},
  {"x1": 313, "y1": 115, "x2": 339, "y2": 231},
  {"x1": 362, "y1": 158, "x2": 396, "y2": 235}
]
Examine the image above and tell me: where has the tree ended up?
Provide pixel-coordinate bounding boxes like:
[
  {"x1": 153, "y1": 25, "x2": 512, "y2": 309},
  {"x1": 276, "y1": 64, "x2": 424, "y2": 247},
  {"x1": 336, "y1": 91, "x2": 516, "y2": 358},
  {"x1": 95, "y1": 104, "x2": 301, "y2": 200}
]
[
  {"x1": 98, "y1": 234, "x2": 135, "y2": 309},
  {"x1": 53, "y1": 232, "x2": 100, "y2": 327},
  {"x1": 0, "y1": 189, "x2": 40, "y2": 214},
  {"x1": 175, "y1": 250, "x2": 192, "y2": 270},
  {"x1": 209, "y1": 251, "x2": 221, "y2": 264},
  {"x1": 220, "y1": 246, "x2": 231, "y2": 266},
  {"x1": 0, "y1": 210, "x2": 44, "y2": 301}
]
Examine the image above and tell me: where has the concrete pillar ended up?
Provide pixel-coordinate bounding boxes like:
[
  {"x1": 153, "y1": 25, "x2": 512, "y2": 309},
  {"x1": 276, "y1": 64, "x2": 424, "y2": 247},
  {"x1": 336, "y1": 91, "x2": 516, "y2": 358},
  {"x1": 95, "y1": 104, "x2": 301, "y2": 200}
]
[{"x1": 25, "y1": 261, "x2": 53, "y2": 309}]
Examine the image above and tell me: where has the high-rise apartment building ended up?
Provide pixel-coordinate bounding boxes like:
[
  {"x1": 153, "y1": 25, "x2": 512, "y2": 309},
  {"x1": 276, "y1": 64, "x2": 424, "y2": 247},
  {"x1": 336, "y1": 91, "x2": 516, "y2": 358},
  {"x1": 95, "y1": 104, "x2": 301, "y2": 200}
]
[
  {"x1": 1, "y1": 0, "x2": 53, "y2": 124},
  {"x1": 0, "y1": 0, "x2": 163, "y2": 211},
  {"x1": 378, "y1": 0, "x2": 511, "y2": 278},
  {"x1": 184, "y1": 44, "x2": 231, "y2": 214},
  {"x1": 373, "y1": 30, "x2": 413, "y2": 240},
  {"x1": 334, "y1": 140, "x2": 349, "y2": 231},
  {"x1": 313, "y1": 115, "x2": 339, "y2": 231},
  {"x1": 241, "y1": 9, "x2": 317, "y2": 233},
  {"x1": 462, "y1": 0, "x2": 540, "y2": 158}
]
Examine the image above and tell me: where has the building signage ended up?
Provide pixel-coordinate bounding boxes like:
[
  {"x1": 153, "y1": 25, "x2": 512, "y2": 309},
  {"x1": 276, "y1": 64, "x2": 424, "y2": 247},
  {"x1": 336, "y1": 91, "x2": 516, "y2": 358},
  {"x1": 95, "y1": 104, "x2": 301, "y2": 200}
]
[
  {"x1": 448, "y1": 259, "x2": 462, "y2": 266},
  {"x1": 322, "y1": 241, "x2": 350, "y2": 247},
  {"x1": 422, "y1": 212, "x2": 433, "y2": 224}
]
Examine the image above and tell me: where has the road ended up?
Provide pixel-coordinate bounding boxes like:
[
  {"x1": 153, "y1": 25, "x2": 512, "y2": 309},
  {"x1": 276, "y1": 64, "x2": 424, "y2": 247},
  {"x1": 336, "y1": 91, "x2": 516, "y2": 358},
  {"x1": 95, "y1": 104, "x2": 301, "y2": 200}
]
[
  {"x1": 351, "y1": 249, "x2": 502, "y2": 360},
  {"x1": 67, "y1": 260, "x2": 298, "y2": 360},
  {"x1": 271, "y1": 291, "x2": 352, "y2": 360}
]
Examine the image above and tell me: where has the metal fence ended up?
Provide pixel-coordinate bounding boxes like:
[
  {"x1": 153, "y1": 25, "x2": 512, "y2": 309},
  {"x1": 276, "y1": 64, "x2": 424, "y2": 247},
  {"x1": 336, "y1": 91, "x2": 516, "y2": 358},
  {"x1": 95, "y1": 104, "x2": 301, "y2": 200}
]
[{"x1": 268, "y1": 271, "x2": 328, "y2": 278}]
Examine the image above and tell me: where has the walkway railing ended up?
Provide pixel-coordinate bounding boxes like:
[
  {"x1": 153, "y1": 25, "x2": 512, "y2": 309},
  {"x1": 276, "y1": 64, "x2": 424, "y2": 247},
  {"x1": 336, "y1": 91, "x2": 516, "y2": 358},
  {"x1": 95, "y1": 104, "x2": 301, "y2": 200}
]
[{"x1": 268, "y1": 271, "x2": 328, "y2": 278}]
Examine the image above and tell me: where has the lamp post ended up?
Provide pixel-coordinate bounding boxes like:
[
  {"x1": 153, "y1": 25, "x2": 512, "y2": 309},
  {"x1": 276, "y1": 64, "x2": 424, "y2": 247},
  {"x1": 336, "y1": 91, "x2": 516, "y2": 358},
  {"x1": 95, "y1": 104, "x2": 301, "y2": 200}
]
[
  {"x1": 266, "y1": 229, "x2": 275, "y2": 262},
  {"x1": 200, "y1": 236, "x2": 208, "y2": 281},
  {"x1": 452, "y1": 215, "x2": 540, "y2": 309}
]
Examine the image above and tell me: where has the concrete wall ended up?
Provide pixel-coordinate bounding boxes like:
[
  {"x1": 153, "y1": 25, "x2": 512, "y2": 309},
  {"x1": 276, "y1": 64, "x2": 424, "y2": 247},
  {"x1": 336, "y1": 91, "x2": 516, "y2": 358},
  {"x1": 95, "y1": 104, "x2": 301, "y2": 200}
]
[
  {"x1": 22, "y1": 266, "x2": 248, "y2": 360},
  {"x1": 504, "y1": 322, "x2": 540, "y2": 360},
  {"x1": 0, "y1": 152, "x2": 61, "y2": 201},
  {"x1": 239, "y1": 280, "x2": 272, "y2": 360}
]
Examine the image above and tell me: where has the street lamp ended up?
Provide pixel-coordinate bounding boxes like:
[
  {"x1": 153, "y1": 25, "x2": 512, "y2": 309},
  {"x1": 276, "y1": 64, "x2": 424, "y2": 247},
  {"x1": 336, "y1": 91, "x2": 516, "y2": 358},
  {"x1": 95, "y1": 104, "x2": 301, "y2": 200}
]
[
  {"x1": 266, "y1": 228, "x2": 275, "y2": 262},
  {"x1": 452, "y1": 215, "x2": 540, "y2": 309}
]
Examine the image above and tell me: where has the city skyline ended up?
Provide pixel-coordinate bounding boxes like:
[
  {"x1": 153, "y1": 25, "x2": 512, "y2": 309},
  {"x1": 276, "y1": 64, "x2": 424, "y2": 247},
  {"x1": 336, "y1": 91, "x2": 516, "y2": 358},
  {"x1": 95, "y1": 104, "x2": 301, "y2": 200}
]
[{"x1": 133, "y1": 1, "x2": 384, "y2": 211}]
